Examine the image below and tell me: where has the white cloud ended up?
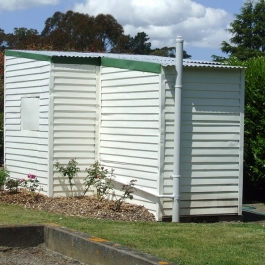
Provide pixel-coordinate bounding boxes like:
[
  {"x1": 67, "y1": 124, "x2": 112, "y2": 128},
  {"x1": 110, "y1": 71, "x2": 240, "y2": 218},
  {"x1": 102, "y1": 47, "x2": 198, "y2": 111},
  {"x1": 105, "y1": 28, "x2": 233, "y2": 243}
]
[
  {"x1": 73, "y1": 0, "x2": 233, "y2": 49},
  {"x1": 0, "y1": 0, "x2": 59, "y2": 11}
]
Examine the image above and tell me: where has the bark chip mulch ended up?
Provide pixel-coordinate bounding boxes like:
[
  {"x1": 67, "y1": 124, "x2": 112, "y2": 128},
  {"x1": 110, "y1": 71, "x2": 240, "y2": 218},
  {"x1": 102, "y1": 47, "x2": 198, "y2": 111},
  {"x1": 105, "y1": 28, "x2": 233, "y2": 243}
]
[{"x1": 0, "y1": 190, "x2": 155, "y2": 222}]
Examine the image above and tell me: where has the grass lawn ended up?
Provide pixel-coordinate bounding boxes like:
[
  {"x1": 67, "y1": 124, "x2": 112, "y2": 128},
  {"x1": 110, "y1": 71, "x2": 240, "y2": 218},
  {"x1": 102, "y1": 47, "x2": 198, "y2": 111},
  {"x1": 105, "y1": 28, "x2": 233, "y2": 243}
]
[{"x1": 0, "y1": 203, "x2": 264, "y2": 265}]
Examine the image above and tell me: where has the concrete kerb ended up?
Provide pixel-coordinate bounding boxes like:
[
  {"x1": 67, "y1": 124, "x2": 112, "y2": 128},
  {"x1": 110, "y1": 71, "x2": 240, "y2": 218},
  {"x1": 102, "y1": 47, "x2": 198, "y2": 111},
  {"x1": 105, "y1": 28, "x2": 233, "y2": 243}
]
[{"x1": 0, "y1": 224, "x2": 176, "y2": 265}]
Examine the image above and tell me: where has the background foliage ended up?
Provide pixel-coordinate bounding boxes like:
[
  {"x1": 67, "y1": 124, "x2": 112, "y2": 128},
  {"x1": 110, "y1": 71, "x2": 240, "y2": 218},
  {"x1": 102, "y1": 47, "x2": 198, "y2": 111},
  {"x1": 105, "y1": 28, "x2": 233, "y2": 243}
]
[
  {"x1": 1, "y1": 11, "x2": 192, "y2": 57},
  {"x1": 212, "y1": 0, "x2": 265, "y2": 201},
  {"x1": 221, "y1": 0, "x2": 265, "y2": 61}
]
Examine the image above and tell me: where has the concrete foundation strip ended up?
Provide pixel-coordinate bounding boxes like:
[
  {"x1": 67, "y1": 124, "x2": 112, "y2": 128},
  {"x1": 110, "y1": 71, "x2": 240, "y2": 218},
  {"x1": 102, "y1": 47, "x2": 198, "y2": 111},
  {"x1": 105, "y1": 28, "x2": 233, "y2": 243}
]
[{"x1": 0, "y1": 224, "x2": 176, "y2": 265}]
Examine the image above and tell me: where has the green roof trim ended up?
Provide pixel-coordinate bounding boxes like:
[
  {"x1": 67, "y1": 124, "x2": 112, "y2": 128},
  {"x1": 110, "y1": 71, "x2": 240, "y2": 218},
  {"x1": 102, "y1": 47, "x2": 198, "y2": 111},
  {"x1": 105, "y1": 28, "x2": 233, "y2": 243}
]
[
  {"x1": 5, "y1": 50, "x2": 161, "y2": 73},
  {"x1": 5, "y1": 50, "x2": 51, "y2": 62},
  {"x1": 101, "y1": 57, "x2": 161, "y2": 74},
  {"x1": 5, "y1": 50, "x2": 101, "y2": 66},
  {"x1": 51, "y1": 56, "x2": 100, "y2": 66}
]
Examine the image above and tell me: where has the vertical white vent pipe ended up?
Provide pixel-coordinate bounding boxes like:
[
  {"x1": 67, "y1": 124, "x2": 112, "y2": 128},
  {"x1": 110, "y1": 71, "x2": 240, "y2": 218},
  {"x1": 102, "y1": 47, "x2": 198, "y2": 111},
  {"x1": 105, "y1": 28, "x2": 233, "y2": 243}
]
[{"x1": 172, "y1": 36, "x2": 184, "y2": 222}]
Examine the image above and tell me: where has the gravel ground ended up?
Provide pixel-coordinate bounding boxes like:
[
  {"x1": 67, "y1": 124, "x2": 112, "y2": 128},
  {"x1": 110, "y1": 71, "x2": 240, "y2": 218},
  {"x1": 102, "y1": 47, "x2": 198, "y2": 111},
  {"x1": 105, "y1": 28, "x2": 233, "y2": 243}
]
[{"x1": 0, "y1": 244, "x2": 85, "y2": 265}]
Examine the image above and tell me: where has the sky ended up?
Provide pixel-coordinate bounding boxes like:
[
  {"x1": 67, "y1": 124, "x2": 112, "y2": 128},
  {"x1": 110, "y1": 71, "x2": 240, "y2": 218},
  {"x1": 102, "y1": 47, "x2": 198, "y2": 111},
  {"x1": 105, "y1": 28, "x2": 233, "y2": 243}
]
[{"x1": 0, "y1": 0, "x2": 247, "y2": 61}]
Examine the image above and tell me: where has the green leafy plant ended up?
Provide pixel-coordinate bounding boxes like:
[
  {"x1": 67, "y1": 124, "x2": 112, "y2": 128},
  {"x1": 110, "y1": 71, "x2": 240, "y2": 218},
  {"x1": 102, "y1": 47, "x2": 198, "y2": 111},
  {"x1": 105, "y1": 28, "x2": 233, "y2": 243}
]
[
  {"x1": 0, "y1": 167, "x2": 9, "y2": 189},
  {"x1": 55, "y1": 158, "x2": 80, "y2": 197},
  {"x1": 84, "y1": 161, "x2": 115, "y2": 200},
  {"x1": 5, "y1": 177, "x2": 20, "y2": 194},
  {"x1": 220, "y1": 0, "x2": 265, "y2": 61},
  {"x1": 114, "y1": 179, "x2": 137, "y2": 211},
  {"x1": 20, "y1": 174, "x2": 42, "y2": 195}
]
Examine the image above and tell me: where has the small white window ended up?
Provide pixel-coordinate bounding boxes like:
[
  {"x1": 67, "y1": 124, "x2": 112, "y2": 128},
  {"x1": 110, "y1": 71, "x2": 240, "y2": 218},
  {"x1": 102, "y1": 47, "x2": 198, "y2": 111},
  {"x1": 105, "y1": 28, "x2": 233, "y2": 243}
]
[{"x1": 21, "y1": 97, "x2": 40, "y2": 131}]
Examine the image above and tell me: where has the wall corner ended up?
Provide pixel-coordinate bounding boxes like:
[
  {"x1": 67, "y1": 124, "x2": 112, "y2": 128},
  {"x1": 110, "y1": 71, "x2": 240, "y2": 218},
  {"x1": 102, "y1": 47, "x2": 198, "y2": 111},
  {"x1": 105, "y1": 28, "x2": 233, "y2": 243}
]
[
  {"x1": 238, "y1": 68, "x2": 245, "y2": 215},
  {"x1": 95, "y1": 66, "x2": 101, "y2": 162},
  {"x1": 47, "y1": 63, "x2": 55, "y2": 197}
]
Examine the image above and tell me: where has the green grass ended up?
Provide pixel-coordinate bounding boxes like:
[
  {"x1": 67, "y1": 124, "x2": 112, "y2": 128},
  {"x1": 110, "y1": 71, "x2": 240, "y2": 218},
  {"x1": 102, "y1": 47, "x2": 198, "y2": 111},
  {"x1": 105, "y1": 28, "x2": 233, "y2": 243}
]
[{"x1": 1, "y1": 203, "x2": 265, "y2": 265}]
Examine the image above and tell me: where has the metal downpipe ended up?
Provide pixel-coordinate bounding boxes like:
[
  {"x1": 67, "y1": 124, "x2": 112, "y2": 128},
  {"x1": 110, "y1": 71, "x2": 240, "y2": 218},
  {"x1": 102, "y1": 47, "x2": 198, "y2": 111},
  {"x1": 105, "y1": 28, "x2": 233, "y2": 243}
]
[{"x1": 172, "y1": 36, "x2": 183, "y2": 222}]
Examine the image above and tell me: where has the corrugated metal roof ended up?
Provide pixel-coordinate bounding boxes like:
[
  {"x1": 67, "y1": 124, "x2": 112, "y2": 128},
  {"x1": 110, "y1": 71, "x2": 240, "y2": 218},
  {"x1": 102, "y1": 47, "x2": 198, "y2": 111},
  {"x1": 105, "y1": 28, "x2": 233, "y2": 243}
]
[{"x1": 13, "y1": 50, "x2": 243, "y2": 69}]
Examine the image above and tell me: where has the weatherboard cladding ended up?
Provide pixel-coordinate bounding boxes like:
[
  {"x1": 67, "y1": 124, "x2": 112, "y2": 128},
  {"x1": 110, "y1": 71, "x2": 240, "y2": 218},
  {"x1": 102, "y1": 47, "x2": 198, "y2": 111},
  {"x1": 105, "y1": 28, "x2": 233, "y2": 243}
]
[
  {"x1": 99, "y1": 66, "x2": 160, "y2": 217},
  {"x1": 4, "y1": 56, "x2": 50, "y2": 192},
  {"x1": 52, "y1": 63, "x2": 98, "y2": 196},
  {"x1": 162, "y1": 66, "x2": 242, "y2": 216},
  {"x1": 5, "y1": 50, "x2": 244, "y2": 72},
  {"x1": 4, "y1": 50, "x2": 244, "y2": 220}
]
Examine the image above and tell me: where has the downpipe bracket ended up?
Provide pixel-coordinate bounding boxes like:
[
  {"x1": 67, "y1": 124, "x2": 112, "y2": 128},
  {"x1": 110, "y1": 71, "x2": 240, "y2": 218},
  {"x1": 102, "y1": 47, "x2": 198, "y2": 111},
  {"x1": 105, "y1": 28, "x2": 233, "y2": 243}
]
[
  {"x1": 174, "y1": 195, "x2": 180, "y2": 201},
  {"x1": 170, "y1": 175, "x2": 181, "y2": 178}
]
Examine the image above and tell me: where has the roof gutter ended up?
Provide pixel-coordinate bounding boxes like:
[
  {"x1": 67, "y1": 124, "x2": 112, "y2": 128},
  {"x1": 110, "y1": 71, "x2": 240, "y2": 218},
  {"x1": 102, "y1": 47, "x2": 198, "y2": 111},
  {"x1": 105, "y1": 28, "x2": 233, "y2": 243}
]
[{"x1": 171, "y1": 36, "x2": 184, "y2": 222}]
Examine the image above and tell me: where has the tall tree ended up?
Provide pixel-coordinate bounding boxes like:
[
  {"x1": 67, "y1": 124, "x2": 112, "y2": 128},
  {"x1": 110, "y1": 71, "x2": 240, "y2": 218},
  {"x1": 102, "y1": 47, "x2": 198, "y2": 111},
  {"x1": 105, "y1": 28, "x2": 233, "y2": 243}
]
[
  {"x1": 94, "y1": 14, "x2": 125, "y2": 52},
  {"x1": 41, "y1": 11, "x2": 128, "y2": 52},
  {"x1": 221, "y1": 0, "x2": 265, "y2": 61},
  {"x1": 0, "y1": 29, "x2": 5, "y2": 49},
  {"x1": 128, "y1": 32, "x2": 151, "y2": 55},
  {"x1": 183, "y1": 50, "x2": 192, "y2": 59},
  {"x1": 229, "y1": 56, "x2": 265, "y2": 201},
  {"x1": 41, "y1": 11, "x2": 95, "y2": 51},
  {"x1": 150, "y1": 46, "x2": 192, "y2": 59},
  {"x1": 5, "y1": 28, "x2": 40, "y2": 49},
  {"x1": 110, "y1": 34, "x2": 132, "y2": 53},
  {"x1": 211, "y1": 55, "x2": 228, "y2": 63}
]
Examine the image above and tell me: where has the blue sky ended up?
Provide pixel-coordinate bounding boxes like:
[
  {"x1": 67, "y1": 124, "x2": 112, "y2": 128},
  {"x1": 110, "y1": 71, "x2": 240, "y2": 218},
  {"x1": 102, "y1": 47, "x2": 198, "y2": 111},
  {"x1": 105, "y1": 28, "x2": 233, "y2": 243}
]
[{"x1": 0, "y1": 0, "x2": 246, "y2": 60}]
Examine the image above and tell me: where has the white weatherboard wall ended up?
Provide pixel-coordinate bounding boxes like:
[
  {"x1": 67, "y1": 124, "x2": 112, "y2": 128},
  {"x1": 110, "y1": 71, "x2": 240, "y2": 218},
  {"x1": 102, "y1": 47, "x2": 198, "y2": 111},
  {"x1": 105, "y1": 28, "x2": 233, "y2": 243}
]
[
  {"x1": 162, "y1": 67, "x2": 244, "y2": 217},
  {"x1": 52, "y1": 63, "x2": 98, "y2": 196},
  {"x1": 4, "y1": 50, "x2": 245, "y2": 221},
  {"x1": 100, "y1": 67, "x2": 161, "y2": 218},
  {"x1": 4, "y1": 56, "x2": 50, "y2": 192}
]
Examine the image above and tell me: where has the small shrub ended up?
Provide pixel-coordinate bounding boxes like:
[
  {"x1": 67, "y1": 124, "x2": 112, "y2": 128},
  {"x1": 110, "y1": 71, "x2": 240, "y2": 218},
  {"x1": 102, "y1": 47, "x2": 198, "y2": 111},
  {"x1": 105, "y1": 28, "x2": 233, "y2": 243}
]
[
  {"x1": 20, "y1": 173, "x2": 42, "y2": 194},
  {"x1": 114, "y1": 179, "x2": 137, "y2": 211},
  {"x1": 55, "y1": 158, "x2": 80, "y2": 197},
  {"x1": 0, "y1": 167, "x2": 9, "y2": 188},
  {"x1": 5, "y1": 177, "x2": 20, "y2": 194},
  {"x1": 84, "y1": 161, "x2": 115, "y2": 200}
]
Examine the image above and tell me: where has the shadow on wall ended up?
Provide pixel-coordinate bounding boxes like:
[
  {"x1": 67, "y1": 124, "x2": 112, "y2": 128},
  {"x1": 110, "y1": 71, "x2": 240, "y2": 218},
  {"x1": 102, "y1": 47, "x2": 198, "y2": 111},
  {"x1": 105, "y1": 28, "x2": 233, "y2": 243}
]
[
  {"x1": 165, "y1": 67, "x2": 242, "y2": 215},
  {"x1": 57, "y1": 176, "x2": 84, "y2": 196}
]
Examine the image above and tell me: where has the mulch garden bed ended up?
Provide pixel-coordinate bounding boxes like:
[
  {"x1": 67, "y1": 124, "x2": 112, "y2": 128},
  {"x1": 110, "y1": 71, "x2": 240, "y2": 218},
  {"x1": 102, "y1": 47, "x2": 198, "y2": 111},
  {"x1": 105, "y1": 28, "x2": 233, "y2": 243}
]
[{"x1": 0, "y1": 189, "x2": 155, "y2": 222}]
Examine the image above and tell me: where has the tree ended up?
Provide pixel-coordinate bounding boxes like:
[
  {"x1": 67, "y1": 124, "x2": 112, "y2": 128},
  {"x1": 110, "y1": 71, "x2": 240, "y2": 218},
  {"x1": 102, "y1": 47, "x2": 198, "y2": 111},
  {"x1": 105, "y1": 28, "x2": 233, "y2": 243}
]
[
  {"x1": 183, "y1": 50, "x2": 192, "y2": 59},
  {"x1": 211, "y1": 55, "x2": 228, "y2": 63},
  {"x1": 5, "y1": 27, "x2": 40, "y2": 49},
  {"x1": 41, "y1": 11, "x2": 128, "y2": 52},
  {"x1": 150, "y1": 46, "x2": 192, "y2": 59},
  {"x1": 94, "y1": 14, "x2": 125, "y2": 52},
  {"x1": 110, "y1": 34, "x2": 132, "y2": 53},
  {"x1": 41, "y1": 11, "x2": 95, "y2": 51},
  {"x1": 228, "y1": 56, "x2": 265, "y2": 201},
  {"x1": 0, "y1": 29, "x2": 5, "y2": 49},
  {"x1": 221, "y1": 0, "x2": 265, "y2": 60},
  {"x1": 128, "y1": 32, "x2": 151, "y2": 55}
]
